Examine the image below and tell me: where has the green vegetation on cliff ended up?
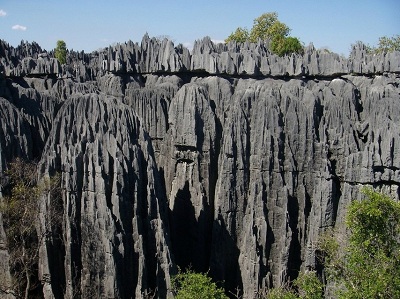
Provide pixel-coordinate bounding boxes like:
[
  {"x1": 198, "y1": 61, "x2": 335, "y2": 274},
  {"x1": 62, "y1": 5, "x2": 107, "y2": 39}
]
[
  {"x1": 172, "y1": 268, "x2": 228, "y2": 299},
  {"x1": 55, "y1": 40, "x2": 67, "y2": 64},
  {"x1": 225, "y1": 12, "x2": 303, "y2": 56},
  {"x1": 370, "y1": 35, "x2": 400, "y2": 53}
]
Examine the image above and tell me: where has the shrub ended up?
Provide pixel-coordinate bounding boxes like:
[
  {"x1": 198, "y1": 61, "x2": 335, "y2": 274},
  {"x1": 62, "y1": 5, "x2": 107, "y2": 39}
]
[
  {"x1": 294, "y1": 271, "x2": 323, "y2": 299},
  {"x1": 225, "y1": 12, "x2": 303, "y2": 56},
  {"x1": 55, "y1": 40, "x2": 67, "y2": 64},
  {"x1": 271, "y1": 36, "x2": 303, "y2": 57},
  {"x1": 172, "y1": 268, "x2": 228, "y2": 299}
]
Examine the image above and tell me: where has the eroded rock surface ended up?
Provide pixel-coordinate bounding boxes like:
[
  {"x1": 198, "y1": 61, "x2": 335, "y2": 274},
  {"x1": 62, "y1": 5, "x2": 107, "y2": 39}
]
[
  {"x1": 37, "y1": 93, "x2": 174, "y2": 298},
  {"x1": 0, "y1": 36, "x2": 399, "y2": 298}
]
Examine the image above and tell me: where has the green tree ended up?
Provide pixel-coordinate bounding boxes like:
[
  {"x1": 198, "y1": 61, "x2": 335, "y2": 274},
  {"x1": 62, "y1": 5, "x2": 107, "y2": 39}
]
[
  {"x1": 172, "y1": 268, "x2": 228, "y2": 299},
  {"x1": 374, "y1": 35, "x2": 400, "y2": 53},
  {"x1": 249, "y1": 12, "x2": 290, "y2": 43},
  {"x1": 225, "y1": 12, "x2": 303, "y2": 56},
  {"x1": 320, "y1": 188, "x2": 400, "y2": 299},
  {"x1": 225, "y1": 27, "x2": 249, "y2": 43},
  {"x1": 271, "y1": 36, "x2": 303, "y2": 57},
  {"x1": 55, "y1": 40, "x2": 67, "y2": 64},
  {"x1": 355, "y1": 35, "x2": 400, "y2": 54}
]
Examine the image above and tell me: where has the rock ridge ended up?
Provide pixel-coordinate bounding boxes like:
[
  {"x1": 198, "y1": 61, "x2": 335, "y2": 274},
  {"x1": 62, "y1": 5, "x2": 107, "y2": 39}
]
[{"x1": 2, "y1": 36, "x2": 399, "y2": 80}]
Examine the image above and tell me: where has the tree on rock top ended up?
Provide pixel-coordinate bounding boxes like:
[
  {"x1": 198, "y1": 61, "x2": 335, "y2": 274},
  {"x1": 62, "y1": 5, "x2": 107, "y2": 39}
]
[
  {"x1": 55, "y1": 40, "x2": 67, "y2": 64},
  {"x1": 375, "y1": 35, "x2": 400, "y2": 53},
  {"x1": 248, "y1": 12, "x2": 290, "y2": 43},
  {"x1": 226, "y1": 27, "x2": 249, "y2": 43},
  {"x1": 225, "y1": 12, "x2": 303, "y2": 56},
  {"x1": 370, "y1": 35, "x2": 400, "y2": 54}
]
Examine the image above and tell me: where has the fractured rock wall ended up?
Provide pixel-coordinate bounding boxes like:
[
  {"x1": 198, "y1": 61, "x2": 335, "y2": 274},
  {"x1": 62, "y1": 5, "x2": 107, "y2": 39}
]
[
  {"x1": 37, "y1": 94, "x2": 174, "y2": 298},
  {"x1": 0, "y1": 36, "x2": 399, "y2": 298}
]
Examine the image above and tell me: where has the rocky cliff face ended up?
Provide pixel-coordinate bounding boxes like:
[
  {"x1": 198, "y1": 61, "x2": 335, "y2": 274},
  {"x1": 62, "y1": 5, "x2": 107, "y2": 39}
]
[{"x1": 0, "y1": 36, "x2": 399, "y2": 298}]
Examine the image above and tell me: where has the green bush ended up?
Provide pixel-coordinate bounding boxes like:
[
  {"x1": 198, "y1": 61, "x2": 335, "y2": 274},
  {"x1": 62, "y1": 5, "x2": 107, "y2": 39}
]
[
  {"x1": 294, "y1": 271, "x2": 323, "y2": 299},
  {"x1": 172, "y1": 268, "x2": 228, "y2": 299},
  {"x1": 340, "y1": 188, "x2": 400, "y2": 298},
  {"x1": 225, "y1": 27, "x2": 249, "y2": 43},
  {"x1": 55, "y1": 40, "x2": 67, "y2": 64},
  {"x1": 225, "y1": 12, "x2": 303, "y2": 56},
  {"x1": 271, "y1": 36, "x2": 303, "y2": 57},
  {"x1": 248, "y1": 12, "x2": 290, "y2": 43},
  {"x1": 355, "y1": 35, "x2": 400, "y2": 55},
  {"x1": 264, "y1": 287, "x2": 298, "y2": 299}
]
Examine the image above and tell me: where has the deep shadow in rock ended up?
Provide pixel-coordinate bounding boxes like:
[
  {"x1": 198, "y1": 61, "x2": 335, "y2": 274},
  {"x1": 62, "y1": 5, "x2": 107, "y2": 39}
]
[
  {"x1": 46, "y1": 212, "x2": 66, "y2": 298},
  {"x1": 287, "y1": 195, "x2": 301, "y2": 281},
  {"x1": 169, "y1": 181, "x2": 203, "y2": 272},
  {"x1": 210, "y1": 213, "x2": 243, "y2": 298}
]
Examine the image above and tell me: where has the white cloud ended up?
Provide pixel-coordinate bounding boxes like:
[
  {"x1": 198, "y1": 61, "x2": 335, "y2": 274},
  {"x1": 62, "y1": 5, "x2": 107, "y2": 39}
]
[
  {"x1": 0, "y1": 9, "x2": 6, "y2": 17},
  {"x1": 12, "y1": 24, "x2": 27, "y2": 31}
]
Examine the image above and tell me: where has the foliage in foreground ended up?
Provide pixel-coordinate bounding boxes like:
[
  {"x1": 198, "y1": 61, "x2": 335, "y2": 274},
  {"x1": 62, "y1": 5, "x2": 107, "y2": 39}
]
[
  {"x1": 172, "y1": 268, "x2": 228, "y2": 299},
  {"x1": 262, "y1": 271, "x2": 323, "y2": 299},
  {"x1": 225, "y1": 12, "x2": 303, "y2": 56},
  {"x1": 171, "y1": 269, "x2": 323, "y2": 299},
  {"x1": 320, "y1": 187, "x2": 400, "y2": 299}
]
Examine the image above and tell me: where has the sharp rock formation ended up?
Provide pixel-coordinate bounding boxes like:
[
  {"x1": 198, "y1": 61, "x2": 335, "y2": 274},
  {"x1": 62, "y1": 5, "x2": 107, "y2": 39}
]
[{"x1": 0, "y1": 36, "x2": 399, "y2": 298}]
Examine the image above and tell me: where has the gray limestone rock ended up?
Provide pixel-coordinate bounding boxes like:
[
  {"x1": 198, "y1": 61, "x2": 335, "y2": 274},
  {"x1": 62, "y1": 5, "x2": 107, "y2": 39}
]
[
  {"x1": 159, "y1": 83, "x2": 218, "y2": 272},
  {"x1": 37, "y1": 93, "x2": 174, "y2": 299},
  {"x1": 1, "y1": 36, "x2": 399, "y2": 299},
  {"x1": 0, "y1": 97, "x2": 33, "y2": 163},
  {"x1": 6, "y1": 79, "x2": 61, "y2": 157},
  {"x1": 124, "y1": 74, "x2": 182, "y2": 163}
]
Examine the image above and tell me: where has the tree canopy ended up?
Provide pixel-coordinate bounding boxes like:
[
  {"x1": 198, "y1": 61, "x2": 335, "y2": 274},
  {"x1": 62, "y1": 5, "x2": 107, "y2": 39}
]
[
  {"x1": 249, "y1": 12, "x2": 290, "y2": 43},
  {"x1": 372, "y1": 35, "x2": 400, "y2": 53},
  {"x1": 55, "y1": 40, "x2": 67, "y2": 64},
  {"x1": 225, "y1": 12, "x2": 303, "y2": 56},
  {"x1": 355, "y1": 35, "x2": 400, "y2": 54}
]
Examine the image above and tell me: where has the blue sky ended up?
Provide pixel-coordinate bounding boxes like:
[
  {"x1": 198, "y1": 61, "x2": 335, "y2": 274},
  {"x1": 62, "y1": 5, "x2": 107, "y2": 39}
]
[{"x1": 0, "y1": 0, "x2": 399, "y2": 55}]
